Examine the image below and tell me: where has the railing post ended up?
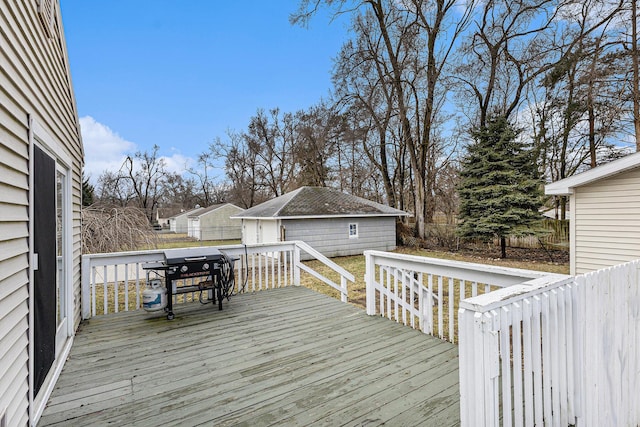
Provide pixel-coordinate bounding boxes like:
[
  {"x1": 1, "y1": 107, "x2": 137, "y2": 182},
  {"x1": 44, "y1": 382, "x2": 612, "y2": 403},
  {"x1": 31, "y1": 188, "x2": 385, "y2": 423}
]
[
  {"x1": 81, "y1": 255, "x2": 91, "y2": 319},
  {"x1": 293, "y1": 244, "x2": 301, "y2": 286},
  {"x1": 340, "y1": 276, "x2": 348, "y2": 303},
  {"x1": 365, "y1": 251, "x2": 376, "y2": 316}
]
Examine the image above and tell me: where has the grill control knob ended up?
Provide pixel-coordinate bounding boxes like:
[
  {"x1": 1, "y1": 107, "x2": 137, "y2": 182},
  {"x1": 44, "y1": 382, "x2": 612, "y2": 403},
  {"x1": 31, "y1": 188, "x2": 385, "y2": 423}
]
[
  {"x1": 181, "y1": 265, "x2": 188, "y2": 273},
  {"x1": 203, "y1": 263, "x2": 210, "y2": 271}
]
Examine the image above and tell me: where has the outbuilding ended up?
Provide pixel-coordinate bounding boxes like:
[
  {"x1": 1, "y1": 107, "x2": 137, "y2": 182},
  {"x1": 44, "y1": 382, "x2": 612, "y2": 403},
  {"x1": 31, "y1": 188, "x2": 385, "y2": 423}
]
[
  {"x1": 545, "y1": 151, "x2": 640, "y2": 275},
  {"x1": 169, "y1": 206, "x2": 204, "y2": 233},
  {"x1": 187, "y1": 203, "x2": 244, "y2": 241},
  {"x1": 233, "y1": 186, "x2": 409, "y2": 258}
]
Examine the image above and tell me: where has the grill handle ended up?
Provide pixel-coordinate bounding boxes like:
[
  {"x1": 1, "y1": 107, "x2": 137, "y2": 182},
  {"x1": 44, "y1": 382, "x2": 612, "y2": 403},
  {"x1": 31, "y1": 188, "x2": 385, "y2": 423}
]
[{"x1": 183, "y1": 256, "x2": 207, "y2": 262}]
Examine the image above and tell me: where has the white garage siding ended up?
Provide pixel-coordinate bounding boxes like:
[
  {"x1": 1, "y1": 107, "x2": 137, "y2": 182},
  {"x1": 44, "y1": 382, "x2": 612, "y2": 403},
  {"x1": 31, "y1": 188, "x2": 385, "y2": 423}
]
[
  {"x1": 573, "y1": 167, "x2": 640, "y2": 274},
  {"x1": 261, "y1": 219, "x2": 279, "y2": 244},
  {"x1": 283, "y1": 217, "x2": 397, "y2": 258},
  {"x1": 1, "y1": 1, "x2": 83, "y2": 425}
]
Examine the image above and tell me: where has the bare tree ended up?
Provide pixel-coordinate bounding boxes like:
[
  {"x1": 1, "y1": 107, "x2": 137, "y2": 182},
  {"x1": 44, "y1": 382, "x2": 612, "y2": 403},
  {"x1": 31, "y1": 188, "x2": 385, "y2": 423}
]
[
  {"x1": 332, "y1": 15, "x2": 400, "y2": 207},
  {"x1": 632, "y1": 0, "x2": 640, "y2": 149},
  {"x1": 245, "y1": 108, "x2": 299, "y2": 197},
  {"x1": 162, "y1": 173, "x2": 201, "y2": 209},
  {"x1": 294, "y1": 0, "x2": 474, "y2": 238},
  {"x1": 211, "y1": 132, "x2": 263, "y2": 209},
  {"x1": 294, "y1": 101, "x2": 346, "y2": 187},
  {"x1": 188, "y1": 151, "x2": 221, "y2": 206},
  {"x1": 95, "y1": 169, "x2": 135, "y2": 207},
  {"x1": 122, "y1": 144, "x2": 171, "y2": 224},
  {"x1": 456, "y1": 0, "x2": 624, "y2": 128}
]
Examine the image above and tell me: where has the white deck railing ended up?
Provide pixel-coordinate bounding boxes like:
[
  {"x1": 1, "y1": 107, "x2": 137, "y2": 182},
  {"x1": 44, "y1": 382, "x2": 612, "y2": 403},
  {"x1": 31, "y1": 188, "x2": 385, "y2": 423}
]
[
  {"x1": 458, "y1": 259, "x2": 640, "y2": 427},
  {"x1": 81, "y1": 241, "x2": 354, "y2": 318},
  {"x1": 364, "y1": 250, "x2": 554, "y2": 343}
]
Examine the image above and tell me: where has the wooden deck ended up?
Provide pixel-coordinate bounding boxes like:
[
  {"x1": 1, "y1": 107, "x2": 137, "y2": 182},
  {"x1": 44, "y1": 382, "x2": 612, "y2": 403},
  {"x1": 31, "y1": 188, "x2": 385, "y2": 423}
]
[{"x1": 40, "y1": 287, "x2": 460, "y2": 426}]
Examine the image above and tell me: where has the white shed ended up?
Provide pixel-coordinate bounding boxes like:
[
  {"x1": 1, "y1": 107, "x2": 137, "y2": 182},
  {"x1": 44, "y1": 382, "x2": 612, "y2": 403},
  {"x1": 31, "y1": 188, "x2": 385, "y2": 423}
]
[
  {"x1": 233, "y1": 187, "x2": 408, "y2": 258},
  {"x1": 546, "y1": 152, "x2": 640, "y2": 275},
  {"x1": 187, "y1": 203, "x2": 244, "y2": 241},
  {"x1": 1, "y1": 1, "x2": 84, "y2": 425}
]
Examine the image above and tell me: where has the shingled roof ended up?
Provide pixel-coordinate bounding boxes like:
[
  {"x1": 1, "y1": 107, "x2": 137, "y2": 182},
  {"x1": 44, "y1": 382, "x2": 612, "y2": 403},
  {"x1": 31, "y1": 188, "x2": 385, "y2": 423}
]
[
  {"x1": 233, "y1": 186, "x2": 408, "y2": 219},
  {"x1": 187, "y1": 203, "x2": 224, "y2": 217}
]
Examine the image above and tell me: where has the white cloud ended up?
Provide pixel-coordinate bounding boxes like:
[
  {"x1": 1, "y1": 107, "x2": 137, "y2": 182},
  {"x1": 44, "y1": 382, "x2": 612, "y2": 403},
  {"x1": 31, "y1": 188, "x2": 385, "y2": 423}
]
[
  {"x1": 80, "y1": 116, "x2": 197, "y2": 184},
  {"x1": 161, "y1": 153, "x2": 194, "y2": 175},
  {"x1": 80, "y1": 116, "x2": 136, "y2": 182}
]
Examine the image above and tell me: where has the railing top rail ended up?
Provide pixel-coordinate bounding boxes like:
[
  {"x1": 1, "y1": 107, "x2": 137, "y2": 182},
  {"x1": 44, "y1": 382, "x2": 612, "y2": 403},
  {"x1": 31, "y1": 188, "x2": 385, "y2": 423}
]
[
  {"x1": 82, "y1": 250, "x2": 165, "y2": 267},
  {"x1": 216, "y1": 241, "x2": 298, "y2": 252},
  {"x1": 459, "y1": 274, "x2": 573, "y2": 313},
  {"x1": 296, "y1": 241, "x2": 355, "y2": 282},
  {"x1": 82, "y1": 242, "x2": 300, "y2": 262},
  {"x1": 364, "y1": 250, "x2": 559, "y2": 288}
]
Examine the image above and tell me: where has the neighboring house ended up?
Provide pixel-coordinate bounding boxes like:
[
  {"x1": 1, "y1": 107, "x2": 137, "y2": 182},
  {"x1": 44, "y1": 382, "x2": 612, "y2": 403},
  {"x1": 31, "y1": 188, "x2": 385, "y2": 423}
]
[
  {"x1": 1, "y1": 1, "x2": 84, "y2": 425},
  {"x1": 187, "y1": 203, "x2": 244, "y2": 241},
  {"x1": 233, "y1": 186, "x2": 409, "y2": 258},
  {"x1": 546, "y1": 151, "x2": 640, "y2": 275},
  {"x1": 169, "y1": 206, "x2": 204, "y2": 233},
  {"x1": 156, "y1": 205, "x2": 184, "y2": 228}
]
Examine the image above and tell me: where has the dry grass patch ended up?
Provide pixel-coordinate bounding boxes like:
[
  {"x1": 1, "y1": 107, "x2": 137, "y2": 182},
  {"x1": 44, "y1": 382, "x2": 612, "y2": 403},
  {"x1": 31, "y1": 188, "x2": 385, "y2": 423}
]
[{"x1": 301, "y1": 247, "x2": 569, "y2": 312}]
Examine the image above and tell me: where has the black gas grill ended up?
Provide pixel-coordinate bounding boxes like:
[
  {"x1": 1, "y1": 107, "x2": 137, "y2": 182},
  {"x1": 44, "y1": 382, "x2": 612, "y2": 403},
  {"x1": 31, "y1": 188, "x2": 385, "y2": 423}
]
[{"x1": 145, "y1": 247, "x2": 235, "y2": 319}]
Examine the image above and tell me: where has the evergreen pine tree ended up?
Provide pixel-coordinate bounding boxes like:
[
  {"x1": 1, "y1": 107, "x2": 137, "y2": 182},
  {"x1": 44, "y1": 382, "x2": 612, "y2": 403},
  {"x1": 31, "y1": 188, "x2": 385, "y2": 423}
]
[
  {"x1": 82, "y1": 175, "x2": 95, "y2": 207},
  {"x1": 457, "y1": 115, "x2": 543, "y2": 258}
]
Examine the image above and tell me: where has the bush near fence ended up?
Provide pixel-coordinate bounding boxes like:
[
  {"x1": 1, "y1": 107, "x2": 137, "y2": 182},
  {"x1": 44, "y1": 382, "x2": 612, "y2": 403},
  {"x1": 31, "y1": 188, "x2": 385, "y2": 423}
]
[{"x1": 416, "y1": 219, "x2": 569, "y2": 250}]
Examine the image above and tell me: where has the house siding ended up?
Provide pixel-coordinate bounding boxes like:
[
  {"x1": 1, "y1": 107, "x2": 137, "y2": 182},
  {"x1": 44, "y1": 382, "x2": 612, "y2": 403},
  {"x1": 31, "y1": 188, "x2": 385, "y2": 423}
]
[
  {"x1": 283, "y1": 217, "x2": 397, "y2": 258},
  {"x1": 573, "y1": 167, "x2": 640, "y2": 274},
  {"x1": 173, "y1": 214, "x2": 190, "y2": 233},
  {"x1": 1, "y1": 1, "x2": 82, "y2": 425},
  {"x1": 171, "y1": 208, "x2": 204, "y2": 234},
  {"x1": 195, "y1": 204, "x2": 243, "y2": 241}
]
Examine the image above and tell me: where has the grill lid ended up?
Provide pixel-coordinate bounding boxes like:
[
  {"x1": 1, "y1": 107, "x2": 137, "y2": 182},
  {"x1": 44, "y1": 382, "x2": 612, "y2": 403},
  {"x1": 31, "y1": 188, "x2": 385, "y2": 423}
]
[{"x1": 163, "y1": 247, "x2": 223, "y2": 265}]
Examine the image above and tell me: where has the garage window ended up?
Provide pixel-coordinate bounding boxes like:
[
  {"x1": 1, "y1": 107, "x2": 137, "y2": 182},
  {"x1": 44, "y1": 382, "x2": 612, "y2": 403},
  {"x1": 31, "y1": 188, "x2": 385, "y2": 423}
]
[{"x1": 349, "y1": 223, "x2": 358, "y2": 238}]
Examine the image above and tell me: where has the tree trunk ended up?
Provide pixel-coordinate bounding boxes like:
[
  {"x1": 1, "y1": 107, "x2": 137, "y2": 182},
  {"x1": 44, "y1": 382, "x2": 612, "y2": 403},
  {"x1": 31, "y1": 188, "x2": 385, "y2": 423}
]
[{"x1": 500, "y1": 236, "x2": 507, "y2": 259}]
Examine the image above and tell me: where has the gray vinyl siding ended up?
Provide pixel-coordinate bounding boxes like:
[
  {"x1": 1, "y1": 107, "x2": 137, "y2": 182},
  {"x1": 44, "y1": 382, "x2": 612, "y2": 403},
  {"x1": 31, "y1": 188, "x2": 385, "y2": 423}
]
[
  {"x1": 1, "y1": 1, "x2": 82, "y2": 425},
  {"x1": 196, "y1": 204, "x2": 243, "y2": 241},
  {"x1": 173, "y1": 207, "x2": 205, "y2": 234},
  {"x1": 573, "y1": 167, "x2": 640, "y2": 274},
  {"x1": 173, "y1": 214, "x2": 190, "y2": 233},
  {"x1": 283, "y1": 217, "x2": 397, "y2": 258}
]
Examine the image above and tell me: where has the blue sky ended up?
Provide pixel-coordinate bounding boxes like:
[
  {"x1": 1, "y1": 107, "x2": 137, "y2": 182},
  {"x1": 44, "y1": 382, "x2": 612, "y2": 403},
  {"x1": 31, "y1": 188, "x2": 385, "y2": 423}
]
[{"x1": 60, "y1": 1, "x2": 350, "y2": 183}]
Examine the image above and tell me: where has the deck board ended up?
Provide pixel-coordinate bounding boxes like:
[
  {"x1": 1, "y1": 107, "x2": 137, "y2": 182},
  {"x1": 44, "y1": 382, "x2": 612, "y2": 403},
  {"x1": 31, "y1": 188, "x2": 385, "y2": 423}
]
[{"x1": 40, "y1": 287, "x2": 460, "y2": 426}]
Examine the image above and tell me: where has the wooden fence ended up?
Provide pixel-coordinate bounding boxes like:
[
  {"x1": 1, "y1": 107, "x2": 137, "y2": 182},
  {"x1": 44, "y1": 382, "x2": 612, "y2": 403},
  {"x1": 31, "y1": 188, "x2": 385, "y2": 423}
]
[
  {"x1": 499, "y1": 219, "x2": 569, "y2": 249},
  {"x1": 423, "y1": 219, "x2": 569, "y2": 250}
]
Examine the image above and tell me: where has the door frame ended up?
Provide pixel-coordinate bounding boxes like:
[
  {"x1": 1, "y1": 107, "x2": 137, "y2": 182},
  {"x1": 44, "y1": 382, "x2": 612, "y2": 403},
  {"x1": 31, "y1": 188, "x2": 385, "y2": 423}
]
[
  {"x1": 54, "y1": 163, "x2": 71, "y2": 355},
  {"x1": 28, "y1": 117, "x2": 75, "y2": 423}
]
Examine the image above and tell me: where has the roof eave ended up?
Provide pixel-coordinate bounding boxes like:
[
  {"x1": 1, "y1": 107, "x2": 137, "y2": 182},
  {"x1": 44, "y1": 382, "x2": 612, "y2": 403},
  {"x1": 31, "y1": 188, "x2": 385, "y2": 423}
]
[
  {"x1": 545, "y1": 151, "x2": 640, "y2": 196},
  {"x1": 544, "y1": 185, "x2": 573, "y2": 196},
  {"x1": 233, "y1": 213, "x2": 410, "y2": 220}
]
